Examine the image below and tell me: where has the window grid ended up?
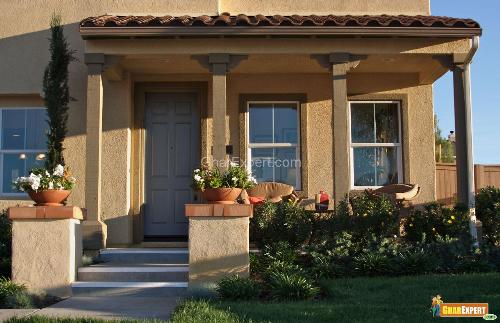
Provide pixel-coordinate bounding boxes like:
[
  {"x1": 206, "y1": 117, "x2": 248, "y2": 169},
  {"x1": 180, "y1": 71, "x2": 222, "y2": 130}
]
[
  {"x1": 246, "y1": 101, "x2": 301, "y2": 189},
  {"x1": 0, "y1": 107, "x2": 47, "y2": 195},
  {"x1": 348, "y1": 101, "x2": 403, "y2": 189}
]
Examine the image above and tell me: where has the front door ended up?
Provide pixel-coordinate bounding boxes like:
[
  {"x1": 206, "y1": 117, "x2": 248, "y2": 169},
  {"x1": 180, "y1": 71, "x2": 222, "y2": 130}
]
[{"x1": 144, "y1": 92, "x2": 199, "y2": 237}]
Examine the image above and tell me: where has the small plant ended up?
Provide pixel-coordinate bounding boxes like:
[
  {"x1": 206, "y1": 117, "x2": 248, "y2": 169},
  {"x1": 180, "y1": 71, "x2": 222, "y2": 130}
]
[
  {"x1": 192, "y1": 162, "x2": 256, "y2": 191},
  {"x1": 13, "y1": 165, "x2": 75, "y2": 192},
  {"x1": 0, "y1": 210, "x2": 11, "y2": 278},
  {"x1": 354, "y1": 252, "x2": 393, "y2": 276},
  {"x1": 216, "y1": 275, "x2": 261, "y2": 300},
  {"x1": 0, "y1": 278, "x2": 33, "y2": 308},
  {"x1": 268, "y1": 272, "x2": 318, "y2": 300},
  {"x1": 394, "y1": 249, "x2": 437, "y2": 275}
]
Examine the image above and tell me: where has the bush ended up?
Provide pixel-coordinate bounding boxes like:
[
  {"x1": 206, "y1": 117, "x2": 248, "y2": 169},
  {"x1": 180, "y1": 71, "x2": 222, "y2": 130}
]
[
  {"x1": 0, "y1": 278, "x2": 33, "y2": 309},
  {"x1": 0, "y1": 210, "x2": 11, "y2": 278},
  {"x1": 403, "y1": 203, "x2": 469, "y2": 243},
  {"x1": 476, "y1": 186, "x2": 500, "y2": 246},
  {"x1": 251, "y1": 201, "x2": 312, "y2": 249},
  {"x1": 216, "y1": 276, "x2": 261, "y2": 300},
  {"x1": 394, "y1": 249, "x2": 437, "y2": 275},
  {"x1": 354, "y1": 252, "x2": 393, "y2": 277},
  {"x1": 335, "y1": 193, "x2": 399, "y2": 238},
  {"x1": 268, "y1": 272, "x2": 318, "y2": 300}
]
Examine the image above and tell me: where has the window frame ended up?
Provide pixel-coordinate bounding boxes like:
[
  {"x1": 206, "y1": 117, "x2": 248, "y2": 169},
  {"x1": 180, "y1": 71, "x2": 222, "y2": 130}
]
[
  {"x1": 348, "y1": 100, "x2": 403, "y2": 190},
  {"x1": 0, "y1": 107, "x2": 47, "y2": 196},
  {"x1": 246, "y1": 100, "x2": 301, "y2": 189}
]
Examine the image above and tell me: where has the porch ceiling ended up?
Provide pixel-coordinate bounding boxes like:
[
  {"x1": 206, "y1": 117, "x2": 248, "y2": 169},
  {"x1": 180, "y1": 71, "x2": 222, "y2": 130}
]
[{"x1": 119, "y1": 54, "x2": 446, "y2": 84}]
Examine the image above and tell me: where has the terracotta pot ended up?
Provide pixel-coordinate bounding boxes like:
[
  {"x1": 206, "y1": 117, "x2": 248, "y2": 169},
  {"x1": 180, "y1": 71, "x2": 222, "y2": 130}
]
[
  {"x1": 201, "y1": 188, "x2": 242, "y2": 204},
  {"x1": 27, "y1": 189, "x2": 71, "y2": 207}
]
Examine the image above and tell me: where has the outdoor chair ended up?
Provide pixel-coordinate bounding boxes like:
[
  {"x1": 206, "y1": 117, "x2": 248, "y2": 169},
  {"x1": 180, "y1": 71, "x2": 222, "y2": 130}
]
[{"x1": 241, "y1": 182, "x2": 300, "y2": 204}]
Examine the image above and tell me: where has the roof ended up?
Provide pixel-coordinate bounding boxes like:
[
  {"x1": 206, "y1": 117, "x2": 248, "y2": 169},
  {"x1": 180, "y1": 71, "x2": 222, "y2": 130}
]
[{"x1": 80, "y1": 13, "x2": 481, "y2": 38}]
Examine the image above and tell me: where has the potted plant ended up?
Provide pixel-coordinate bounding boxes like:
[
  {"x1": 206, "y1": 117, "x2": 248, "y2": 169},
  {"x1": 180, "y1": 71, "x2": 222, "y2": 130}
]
[
  {"x1": 192, "y1": 162, "x2": 257, "y2": 204},
  {"x1": 14, "y1": 165, "x2": 76, "y2": 206},
  {"x1": 13, "y1": 14, "x2": 76, "y2": 206}
]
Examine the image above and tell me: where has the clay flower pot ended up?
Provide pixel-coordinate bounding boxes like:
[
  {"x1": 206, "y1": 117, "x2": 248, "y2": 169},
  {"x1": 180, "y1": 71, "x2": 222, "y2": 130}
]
[
  {"x1": 28, "y1": 189, "x2": 71, "y2": 207},
  {"x1": 201, "y1": 188, "x2": 242, "y2": 204}
]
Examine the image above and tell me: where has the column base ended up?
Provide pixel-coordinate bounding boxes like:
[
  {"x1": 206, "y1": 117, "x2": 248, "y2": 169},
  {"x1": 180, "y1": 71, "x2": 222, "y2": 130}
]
[{"x1": 83, "y1": 220, "x2": 107, "y2": 250}]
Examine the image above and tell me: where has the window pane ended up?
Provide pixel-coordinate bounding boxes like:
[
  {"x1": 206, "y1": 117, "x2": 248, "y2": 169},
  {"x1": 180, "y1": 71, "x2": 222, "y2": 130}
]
[
  {"x1": 26, "y1": 153, "x2": 46, "y2": 173},
  {"x1": 2, "y1": 110, "x2": 25, "y2": 149},
  {"x1": 353, "y1": 147, "x2": 376, "y2": 186},
  {"x1": 274, "y1": 103, "x2": 298, "y2": 143},
  {"x1": 249, "y1": 104, "x2": 273, "y2": 143},
  {"x1": 375, "y1": 103, "x2": 399, "y2": 143},
  {"x1": 250, "y1": 148, "x2": 274, "y2": 183},
  {"x1": 351, "y1": 103, "x2": 374, "y2": 143},
  {"x1": 26, "y1": 110, "x2": 47, "y2": 150},
  {"x1": 274, "y1": 147, "x2": 298, "y2": 186},
  {"x1": 375, "y1": 147, "x2": 399, "y2": 186},
  {"x1": 2, "y1": 153, "x2": 25, "y2": 193}
]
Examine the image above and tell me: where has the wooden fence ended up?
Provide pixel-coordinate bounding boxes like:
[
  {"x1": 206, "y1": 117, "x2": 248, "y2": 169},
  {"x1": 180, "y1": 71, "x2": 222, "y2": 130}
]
[{"x1": 436, "y1": 163, "x2": 500, "y2": 205}]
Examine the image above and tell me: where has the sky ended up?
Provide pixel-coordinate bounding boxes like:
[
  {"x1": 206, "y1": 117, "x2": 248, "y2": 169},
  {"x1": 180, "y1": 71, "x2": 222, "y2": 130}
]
[{"x1": 432, "y1": 0, "x2": 500, "y2": 164}]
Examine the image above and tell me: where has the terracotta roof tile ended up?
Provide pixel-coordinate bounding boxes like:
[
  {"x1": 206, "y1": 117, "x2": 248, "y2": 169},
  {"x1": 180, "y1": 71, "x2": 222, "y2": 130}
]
[{"x1": 80, "y1": 13, "x2": 480, "y2": 29}]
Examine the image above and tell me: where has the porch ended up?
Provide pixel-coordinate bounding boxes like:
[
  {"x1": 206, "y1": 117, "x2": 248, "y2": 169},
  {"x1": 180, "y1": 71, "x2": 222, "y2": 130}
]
[{"x1": 78, "y1": 14, "x2": 481, "y2": 248}]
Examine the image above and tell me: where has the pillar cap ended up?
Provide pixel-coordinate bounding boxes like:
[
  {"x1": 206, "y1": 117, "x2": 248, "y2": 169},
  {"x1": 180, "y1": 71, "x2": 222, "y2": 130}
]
[
  {"x1": 8, "y1": 206, "x2": 85, "y2": 220},
  {"x1": 185, "y1": 204, "x2": 253, "y2": 218}
]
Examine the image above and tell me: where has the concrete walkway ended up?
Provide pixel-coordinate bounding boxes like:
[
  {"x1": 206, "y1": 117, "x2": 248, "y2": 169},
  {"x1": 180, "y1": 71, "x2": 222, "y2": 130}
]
[{"x1": 34, "y1": 296, "x2": 181, "y2": 321}]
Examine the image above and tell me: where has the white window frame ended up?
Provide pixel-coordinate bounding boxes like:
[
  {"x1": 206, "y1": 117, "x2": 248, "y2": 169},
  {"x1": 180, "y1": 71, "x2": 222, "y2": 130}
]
[
  {"x1": 246, "y1": 101, "x2": 301, "y2": 190},
  {"x1": 348, "y1": 101, "x2": 403, "y2": 190},
  {"x1": 0, "y1": 107, "x2": 47, "y2": 196}
]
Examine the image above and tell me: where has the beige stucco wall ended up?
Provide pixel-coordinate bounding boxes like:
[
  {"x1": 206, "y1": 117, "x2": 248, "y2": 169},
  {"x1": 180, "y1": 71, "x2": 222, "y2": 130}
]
[{"x1": 12, "y1": 218, "x2": 82, "y2": 297}]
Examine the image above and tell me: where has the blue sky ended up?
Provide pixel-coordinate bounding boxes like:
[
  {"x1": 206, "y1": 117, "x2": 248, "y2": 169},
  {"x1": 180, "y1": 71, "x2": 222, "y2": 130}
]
[{"x1": 432, "y1": 0, "x2": 500, "y2": 164}]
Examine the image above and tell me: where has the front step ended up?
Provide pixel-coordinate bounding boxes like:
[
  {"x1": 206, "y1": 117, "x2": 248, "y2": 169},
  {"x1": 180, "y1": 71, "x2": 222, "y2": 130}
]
[
  {"x1": 71, "y1": 281, "x2": 188, "y2": 297},
  {"x1": 78, "y1": 265, "x2": 188, "y2": 282},
  {"x1": 97, "y1": 248, "x2": 189, "y2": 264}
]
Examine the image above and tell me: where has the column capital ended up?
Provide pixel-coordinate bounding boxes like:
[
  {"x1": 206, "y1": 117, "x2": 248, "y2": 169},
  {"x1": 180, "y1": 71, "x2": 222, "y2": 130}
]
[
  {"x1": 191, "y1": 54, "x2": 248, "y2": 73},
  {"x1": 311, "y1": 53, "x2": 367, "y2": 72},
  {"x1": 84, "y1": 53, "x2": 124, "y2": 79}
]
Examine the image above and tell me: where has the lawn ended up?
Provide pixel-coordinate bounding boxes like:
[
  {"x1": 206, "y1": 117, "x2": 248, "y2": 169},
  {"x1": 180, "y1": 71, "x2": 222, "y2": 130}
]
[
  {"x1": 170, "y1": 273, "x2": 500, "y2": 323},
  {"x1": 6, "y1": 273, "x2": 499, "y2": 323}
]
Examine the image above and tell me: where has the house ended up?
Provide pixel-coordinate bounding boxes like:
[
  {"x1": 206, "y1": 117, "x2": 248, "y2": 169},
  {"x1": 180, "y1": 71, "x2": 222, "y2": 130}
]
[{"x1": 0, "y1": 0, "x2": 481, "y2": 249}]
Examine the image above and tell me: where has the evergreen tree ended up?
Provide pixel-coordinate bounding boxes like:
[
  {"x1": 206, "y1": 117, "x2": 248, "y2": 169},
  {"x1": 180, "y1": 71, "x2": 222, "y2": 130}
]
[{"x1": 43, "y1": 14, "x2": 76, "y2": 171}]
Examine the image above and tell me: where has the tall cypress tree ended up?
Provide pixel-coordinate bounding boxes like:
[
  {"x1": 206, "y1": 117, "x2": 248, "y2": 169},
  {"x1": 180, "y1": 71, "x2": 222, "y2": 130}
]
[{"x1": 43, "y1": 14, "x2": 75, "y2": 171}]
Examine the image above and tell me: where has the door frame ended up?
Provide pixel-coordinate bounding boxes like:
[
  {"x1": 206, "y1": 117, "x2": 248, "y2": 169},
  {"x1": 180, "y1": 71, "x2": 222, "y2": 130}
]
[{"x1": 132, "y1": 82, "x2": 208, "y2": 243}]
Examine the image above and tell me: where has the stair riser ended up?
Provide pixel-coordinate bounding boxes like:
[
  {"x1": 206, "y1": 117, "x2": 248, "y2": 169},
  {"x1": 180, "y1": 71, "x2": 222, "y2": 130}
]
[
  {"x1": 72, "y1": 287, "x2": 188, "y2": 297},
  {"x1": 98, "y1": 254, "x2": 189, "y2": 264},
  {"x1": 78, "y1": 271, "x2": 188, "y2": 282}
]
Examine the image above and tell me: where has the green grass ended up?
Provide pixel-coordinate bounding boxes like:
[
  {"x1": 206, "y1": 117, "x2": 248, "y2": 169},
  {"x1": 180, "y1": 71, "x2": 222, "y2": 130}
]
[{"x1": 170, "y1": 273, "x2": 500, "y2": 323}]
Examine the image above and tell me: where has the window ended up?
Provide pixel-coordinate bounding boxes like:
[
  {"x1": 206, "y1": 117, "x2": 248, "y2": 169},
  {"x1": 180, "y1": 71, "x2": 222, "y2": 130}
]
[
  {"x1": 349, "y1": 102, "x2": 402, "y2": 188},
  {"x1": 0, "y1": 108, "x2": 48, "y2": 194},
  {"x1": 247, "y1": 101, "x2": 301, "y2": 189}
]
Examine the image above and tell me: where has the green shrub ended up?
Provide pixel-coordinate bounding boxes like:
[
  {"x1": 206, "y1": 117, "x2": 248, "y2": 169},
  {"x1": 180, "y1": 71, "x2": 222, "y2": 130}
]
[
  {"x1": 476, "y1": 186, "x2": 500, "y2": 246},
  {"x1": 251, "y1": 201, "x2": 312, "y2": 249},
  {"x1": 336, "y1": 193, "x2": 399, "y2": 238},
  {"x1": 403, "y1": 203, "x2": 469, "y2": 243},
  {"x1": 354, "y1": 252, "x2": 393, "y2": 276},
  {"x1": 268, "y1": 272, "x2": 318, "y2": 300},
  {"x1": 0, "y1": 278, "x2": 33, "y2": 309},
  {"x1": 0, "y1": 210, "x2": 11, "y2": 278},
  {"x1": 394, "y1": 249, "x2": 437, "y2": 275},
  {"x1": 216, "y1": 276, "x2": 261, "y2": 300}
]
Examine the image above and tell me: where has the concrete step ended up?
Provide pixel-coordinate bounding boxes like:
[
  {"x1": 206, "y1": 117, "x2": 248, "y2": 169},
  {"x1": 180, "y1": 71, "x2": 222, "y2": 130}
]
[
  {"x1": 78, "y1": 265, "x2": 189, "y2": 282},
  {"x1": 71, "y1": 282, "x2": 188, "y2": 297},
  {"x1": 97, "y1": 248, "x2": 189, "y2": 264}
]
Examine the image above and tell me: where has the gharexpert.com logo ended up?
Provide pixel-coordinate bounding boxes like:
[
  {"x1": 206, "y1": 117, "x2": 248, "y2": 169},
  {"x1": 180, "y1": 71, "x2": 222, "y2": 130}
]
[{"x1": 431, "y1": 295, "x2": 497, "y2": 320}]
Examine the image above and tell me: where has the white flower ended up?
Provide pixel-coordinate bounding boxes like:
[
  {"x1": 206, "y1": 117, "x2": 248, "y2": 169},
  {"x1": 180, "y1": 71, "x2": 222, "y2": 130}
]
[
  {"x1": 194, "y1": 174, "x2": 202, "y2": 182},
  {"x1": 53, "y1": 164, "x2": 65, "y2": 177},
  {"x1": 229, "y1": 161, "x2": 238, "y2": 168},
  {"x1": 28, "y1": 173, "x2": 40, "y2": 191},
  {"x1": 194, "y1": 169, "x2": 200, "y2": 173},
  {"x1": 48, "y1": 181, "x2": 54, "y2": 190},
  {"x1": 249, "y1": 176, "x2": 257, "y2": 184},
  {"x1": 232, "y1": 176, "x2": 238, "y2": 183}
]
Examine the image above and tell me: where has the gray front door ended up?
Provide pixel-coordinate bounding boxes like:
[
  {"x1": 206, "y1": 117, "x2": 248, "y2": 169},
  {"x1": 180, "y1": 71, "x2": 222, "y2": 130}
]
[{"x1": 144, "y1": 92, "x2": 199, "y2": 237}]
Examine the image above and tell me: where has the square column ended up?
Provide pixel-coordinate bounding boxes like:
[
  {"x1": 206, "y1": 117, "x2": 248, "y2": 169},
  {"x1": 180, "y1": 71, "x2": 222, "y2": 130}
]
[
  {"x1": 83, "y1": 53, "x2": 107, "y2": 249},
  {"x1": 330, "y1": 53, "x2": 359, "y2": 202},
  {"x1": 210, "y1": 54, "x2": 229, "y2": 166}
]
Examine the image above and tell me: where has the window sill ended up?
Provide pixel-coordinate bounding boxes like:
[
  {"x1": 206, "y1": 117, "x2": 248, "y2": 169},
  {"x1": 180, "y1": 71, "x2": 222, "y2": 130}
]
[{"x1": 0, "y1": 194, "x2": 31, "y2": 201}]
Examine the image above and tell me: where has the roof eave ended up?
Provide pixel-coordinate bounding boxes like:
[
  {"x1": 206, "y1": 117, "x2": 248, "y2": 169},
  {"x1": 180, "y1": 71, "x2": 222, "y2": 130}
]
[{"x1": 80, "y1": 26, "x2": 482, "y2": 39}]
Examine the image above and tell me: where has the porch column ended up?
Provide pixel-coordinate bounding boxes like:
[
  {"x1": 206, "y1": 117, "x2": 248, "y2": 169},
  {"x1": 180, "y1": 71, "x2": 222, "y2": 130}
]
[
  {"x1": 330, "y1": 53, "x2": 358, "y2": 202},
  {"x1": 83, "y1": 53, "x2": 107, "y2": 249},
  {"x1": 452, "y1": 58, "x2": 479, "y2": 242},
  {"x1": 210, "y1": 54, "x2": 229, "y2": 167}
]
